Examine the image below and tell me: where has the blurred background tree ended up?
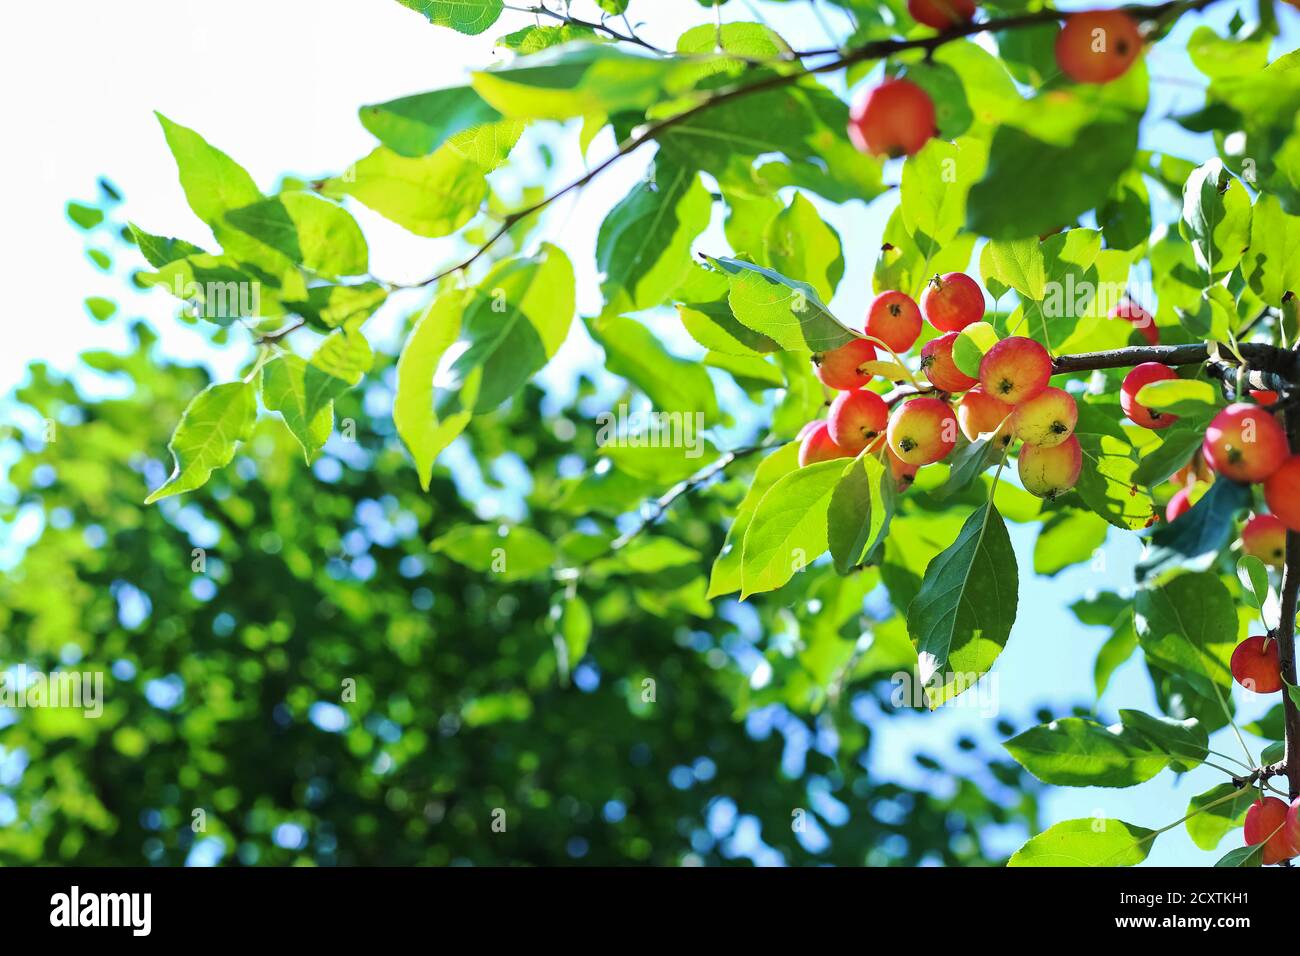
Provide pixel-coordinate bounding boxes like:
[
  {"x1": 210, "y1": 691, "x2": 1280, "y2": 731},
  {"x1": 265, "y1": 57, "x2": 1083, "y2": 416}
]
[{"x1": 0, "y1": 210, "x2": 1043, "y2": 864}]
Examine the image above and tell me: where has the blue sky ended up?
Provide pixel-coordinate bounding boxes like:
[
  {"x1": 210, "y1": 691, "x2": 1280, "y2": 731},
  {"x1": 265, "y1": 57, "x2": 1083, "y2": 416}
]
[{"x1": 2, "y1": 0, "x2": 1297, "y2": 865}]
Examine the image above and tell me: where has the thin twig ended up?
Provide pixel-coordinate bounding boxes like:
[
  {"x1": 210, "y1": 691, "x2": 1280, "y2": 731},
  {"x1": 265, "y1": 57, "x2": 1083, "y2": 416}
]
[{"x1": 386, "y1": 0, "x2": 1226, "y2": 291}]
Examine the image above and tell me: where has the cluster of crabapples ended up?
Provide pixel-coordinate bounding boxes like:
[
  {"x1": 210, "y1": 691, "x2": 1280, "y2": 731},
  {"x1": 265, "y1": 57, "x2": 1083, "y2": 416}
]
[
  {"x1": 1120, "y1": 360, "x2": 1300, "y2": 864},
  {"x1": 798, "y1": 273, "x2": 1082, "y2": 500},
  {"x1": 848, "y1": 8, "x2": 1144, "y2": 158}
]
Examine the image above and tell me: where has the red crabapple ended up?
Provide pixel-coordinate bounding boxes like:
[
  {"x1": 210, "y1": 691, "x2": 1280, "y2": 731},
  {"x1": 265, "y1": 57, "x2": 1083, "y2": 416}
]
[
  {"x1": 1165, "y1": 486, "x2": 1193, "y2": 523},
  {"x1": 921, "y1": 272, "x2": 984, "y2": 333},
  {"x1": 1202, "y1": 403, "x2": 1288, "y2": 483},
  {"x1": 1120, "y1": 363, "x2": 1179, "y2": 430},
  {"x1": 957, "y1": 387, "x2": 1014, "y2": 446},
  {"x1": 1252, "y1": 389, "x2": 1280, "y2": 405},
  {"x1": 887, "y1": 397, "x2": 958, "y2": 466},
  {"x1": 1231, "y1": 635, "x2": 1283, "y2": 694},
  {"x1": 921, "y1": 332, "x2": 980, "y2": 393},
  {"x1": 1287, "y1": 799, "x2": 1300, "y2": 860},
  {"x1": 1265, "y1": 456, "x2": 1300, "y2": 531},
  {"x1": 1245, "y1": 796, "x2": 1298, "y2": 865},
  {"x1": 798, "y1": 421, "x2": 850, "y2": 467},
  {"x1": 979, "y1": 336, "x2": 1053, "y2": 406},
  {"x1": 1018, "y1": 435, "x2": 1082, "y2": 500},
  {"x1": 1112, "y1": 300, "x2": 1158, "y2": 346},
  {"x1": 907, "y1": 0, "x2": 975, "y2": 29},
  {"x1": 1055, "y1": 10, "x2": 1143, "y2": 84},
  {"x1": 888, "y1": 445, "x2": 920, "y2": 491},
  {"x1": 865, "y1": 290, "x2": 923, "y2": 354},
  {"x1": 814, "y1": 338, "x2": 878, "y2": 391},
  {"x1": 1011, "y1": 387, "x2": 1078, "y2": 448},
  {"x1": 848, "y1": 78, "x2": 936, "y2": 159},
  {"x1": 1242, "y1": 514, "x2": 1287, "y2": 568},
  {"x1": 828, "y1": 389, "x2": 890, "y2": 456}
]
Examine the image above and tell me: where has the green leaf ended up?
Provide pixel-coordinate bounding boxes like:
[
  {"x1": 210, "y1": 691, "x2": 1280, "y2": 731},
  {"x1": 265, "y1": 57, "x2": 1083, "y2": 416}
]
[
  {"x1": 763, "y1": 193, "x2": 844, "y2": 304},
  {"x1": 1215, "y1": 844, "x2": 1264, "y2": 867},
  {"x1": 67, "y1": 202, "x2": 103, "y2": 230},
  {"x1": 359, "y1": 86, "x2": 503, "y2": 157},
  {"x1": 432, "y1": 524, "x2": 556, "y2": 580},
  {"x1": 739, "y1": 458, "x2": 843, "y2": 598},
  {"x1": 225, "y1": 192, "x2": 368, "y2": 278},
  {"x1": 1003, "y1": 716, "x2": 1174, "y2": 788},
  {"x1": 321, "y1": 146, "x2": 486, "y2": 238},
  {"x1": 395, "y1": 0, "x2": 503, "y2": 34},
  {"x1": 596, "y1": 159, "x2": 712, "y2": 314},
  {"x1": 472, "y1": 44, "x2": 690, "y2": 120},
  {"x1": 968, "y1": 118, "x2": 1140, "y2": 239},
  {"x1": 951, "y1": 322, "x2": 999, "y2": 379},
  {"x1": 1095, "y1": 617, "x2": 1138, "y2": 700},
  {"x1": 908, "y1": 504, "x2": 1018, "y2": 708},
  {"x1": 708, "y1": 443, "x2": 799, "y2": 598},
  {"x1": 1187, "y1": 783, "x2": 1255, "y2": 851},
  {"x1": 1135, "y1": 478, "x2": 1250, "y2": 581},
  {"x1": 260, "y1": 356, "x2": 330, "y2": 464},
  {"x1": 145, "y1": 381, "x2": 257, "y2": 504},
  {"x1": 707, "y1": 256, "x2": 856, "y2": 352},
  {"x1": 1243, "y1": 192, "x2": 1300, "y2": 306},
  {"x1": 1237, "y1": 555, "x2": 1271, "y2": 616},
  {"x1": 446, "y1": 243, "x2": 576, "y2": 413},
  {"x1": 1033, "y1": 510, "x2": 1108, "y2": 576},
  {"x1": 84, "y1": 297, "x2": 116, "y2": 322},
  {"x1": 127, "y1": 223, "x2": 206, "y2": 268},
  {"x1": 900, "y1": 137, "x2": 988, "y2": 254},
  {"x1": 461, "y1": 691, "x2": 533, "y2": 726},
  {"x1": 1117, "y1": 709, "x2": 1208, "y2": 772},
  {"x1": 587, "y1": 314, "x2": 719, "y2": 419},
  {"x1": 1134, "y1": 571, "x2": 1238, "y2": 698},
  {"x1": 1073, "y1": 403, "x2": 1154, "y2": 531},
  {"x1": 1181, "y1": 159, "x2": 1252, "y2": 279},
  {"x1": 827, "y1": 455, "x2": 889, "y2": 575},
  {"x1": 156, "y1": 113, "x2": 262, "y2": 228},
  {"x1": 261, "y1": 331, "x2": 371, "y2": 464},
  {"x1": 1008, "y1": 819, "x2": 1156, "y2": 867},
  {"x1": 1132, "y1": 378, "x2": 1220, "y2": 419},
  {"x1": 1131, "y1": 421, "x2": 1206, "y2": 488},
  {"x1": 395, "y1": 290, "x2": 476, "y2": 489}
]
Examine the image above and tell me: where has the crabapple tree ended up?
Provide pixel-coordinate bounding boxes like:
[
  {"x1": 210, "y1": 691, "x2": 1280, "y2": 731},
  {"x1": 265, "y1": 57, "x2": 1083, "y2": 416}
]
[{"x1": 89, "y1": 0, "x2": 1300, "y2": 866}]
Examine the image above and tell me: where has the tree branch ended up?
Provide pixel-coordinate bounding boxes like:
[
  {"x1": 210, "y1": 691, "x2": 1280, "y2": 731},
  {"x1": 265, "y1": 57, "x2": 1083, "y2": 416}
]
[
  {"x1": 503, "y1": 2, "x2": 668, "y2": 54},
  {"x1": 1051, "y1": 341, "x2": 1300, "y2": 382},
  {"x1": 1278, "y1": 410, "x2": 1300, "y2": 800},
  {"x1": 390, "y1": 0, "x2": 1226, "y2": 291}
]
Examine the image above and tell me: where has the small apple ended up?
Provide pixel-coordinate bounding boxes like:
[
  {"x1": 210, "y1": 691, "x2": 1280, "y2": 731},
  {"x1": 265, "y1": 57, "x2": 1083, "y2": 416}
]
[
  {"x1": 957, "y1": 387, "x2": 1014, "y2": 446},
  {"x1": 798, "y1": 421, "x2": 850, "y2": 466},
  {"x1": 979, "y1": 336, "x2": 1053, "y2": 406},
  {"x1": 1231, "y1": 635, "x2": 1283, "y2": 694},
  {"x1": 1202, "y1": 403, "x2": 1289, "y2": 483},
  {"x1": 887, "y1": 397, "x2": 958, "y2": 465},
  {"x1": 1242, "y1": 514, "x2": 1287, "y2": 568},
  {"x1": 921, "y1": 332, "x2": 980, "y2": 393},
  {"x1": 1018, "y1": 435, "x2": 1082, "y2": 499},
  {"x1": 1113, "y1": 300, "x2": 1158, "y2": 346},
  {"x1": 1245, "y1": 796, "x2": 1298, "y2": 865},
  {"x1": 1055, "y1": 10, "x2": 1143, "y2": 84},
  {"x1": 907, "y1": 0, "x2": 975, "y2": 30},
  {"x1": 828, "y1": 389, "x2": 890, "y2": 455},
  {"x1": 1120, "y1": 363, "x2": 1179, "y2": 430},
  {"x1": 1265, "y1": 455, "x2": 1300, "y2": 531},
  {"x1": 1011, "y1": 386, "x2": 1078, "y2": 448},
  {"x1": 921, "y1": 272, "x2": 985, "y2": 333},
  {"x1": 848, "y1": 78, "x2": 936, "y2": 159},
  {"x1": 888, "y1": 445, "x2": 920, "y2": 491},
  {"x1": 813, "y1": 338, "x2": 878, "y2": 391},
  {"x1": 865, "y1": 290, "x2": 924, "y2": 354}
]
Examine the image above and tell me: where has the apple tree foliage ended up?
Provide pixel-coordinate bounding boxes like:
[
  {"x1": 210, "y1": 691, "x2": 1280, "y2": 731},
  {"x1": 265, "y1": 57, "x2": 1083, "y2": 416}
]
[{"x1": 18, "y1": 0, "x2": 1300, "y2": 865}]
